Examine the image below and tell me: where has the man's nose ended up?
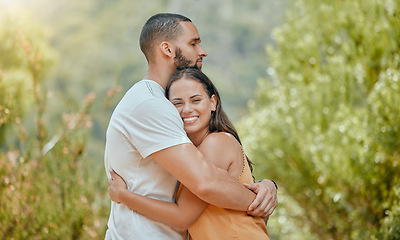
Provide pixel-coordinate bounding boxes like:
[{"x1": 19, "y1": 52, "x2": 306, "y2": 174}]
[{"x1": 199, "y1": 46, "x2": 207, "y2": 57}]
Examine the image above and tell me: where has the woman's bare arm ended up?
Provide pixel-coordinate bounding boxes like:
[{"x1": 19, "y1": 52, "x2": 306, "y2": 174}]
[{"x1": 108, "y1": 170, "x2": 207, "y2": 231}]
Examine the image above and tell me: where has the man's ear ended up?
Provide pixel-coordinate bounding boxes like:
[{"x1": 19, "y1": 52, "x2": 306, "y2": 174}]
[{"x1": 160, "y1": 41, "x2": 173, "y2": 58}]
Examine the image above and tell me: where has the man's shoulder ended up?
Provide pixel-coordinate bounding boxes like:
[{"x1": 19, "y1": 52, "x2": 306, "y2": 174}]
[
  {"x1": 126, "y1": 80, "x2": 158, "y2": 97},
  {"x1": 130, "y1": 80, "x2": 163, "y2": 96},
  {"x1": 117, "y1": 80, "x2": 169, "y2": 111}
]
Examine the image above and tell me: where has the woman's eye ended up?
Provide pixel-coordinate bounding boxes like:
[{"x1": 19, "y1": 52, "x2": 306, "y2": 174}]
[{"x1": 173, "y1": 102, "x2": 182, "y2": 106}]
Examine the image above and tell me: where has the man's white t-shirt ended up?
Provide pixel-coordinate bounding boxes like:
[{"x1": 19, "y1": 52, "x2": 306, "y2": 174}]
[{"x1": 104, "y1": 80, "x2": 191, "y2": 240}]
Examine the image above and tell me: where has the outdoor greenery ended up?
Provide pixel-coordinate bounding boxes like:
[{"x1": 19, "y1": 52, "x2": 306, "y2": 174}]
[
  {"x1": 240, "y1": 0, "x2": 400, "y2": 239},
  {"x1": 0, "y1": 11, "x2": 110, "y2": 238},
  {"x1": 1, "y1": 0, "x2": 399, "y2": 239}
]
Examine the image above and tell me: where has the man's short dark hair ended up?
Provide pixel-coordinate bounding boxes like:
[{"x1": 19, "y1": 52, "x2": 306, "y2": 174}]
[{"x1": 140, "y1": 13, "x2": 192, "y2": 62}]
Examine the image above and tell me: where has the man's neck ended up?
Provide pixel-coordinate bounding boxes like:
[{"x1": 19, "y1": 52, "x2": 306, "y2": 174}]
[{"x1": 145, "y1": 64, "x2": 176, "y2": 90}]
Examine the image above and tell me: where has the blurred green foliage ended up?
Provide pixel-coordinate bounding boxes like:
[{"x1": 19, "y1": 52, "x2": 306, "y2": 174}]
[
  {"x1": 0, "y1": 10, "x2": 53, "y2": 143},
  {"x1": 240, "y1": 0, "x2": 400, "y2": 239},
  {"x1": 0, "y1": 10, "x2": 109, "y2": 239}
]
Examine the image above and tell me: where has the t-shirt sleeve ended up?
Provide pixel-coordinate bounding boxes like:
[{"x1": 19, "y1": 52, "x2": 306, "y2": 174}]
[{"x1": 124, "y1": 98, "x2": 191, "y2": 158}]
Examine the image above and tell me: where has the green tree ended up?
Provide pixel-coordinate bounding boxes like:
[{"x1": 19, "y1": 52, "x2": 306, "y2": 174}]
[
  {"x1": 0, "y1": 10, "x2": 109, "y2": 239},
  {"x1": 240, "y1": 0, "x2": 400, "y2": 239},
  {"x1": 0, "y1": 10, "x2": 54, "y2": 144}
]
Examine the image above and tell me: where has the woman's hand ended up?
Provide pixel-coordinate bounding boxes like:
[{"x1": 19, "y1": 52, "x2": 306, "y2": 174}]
[{"x1": 108, "y1": 169, "x2": 128, "y2": 203}]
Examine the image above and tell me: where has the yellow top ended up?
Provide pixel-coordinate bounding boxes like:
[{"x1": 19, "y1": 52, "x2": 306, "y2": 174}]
[{"x1": 186, "y1": 148, "x2": 270, "y2": 240}]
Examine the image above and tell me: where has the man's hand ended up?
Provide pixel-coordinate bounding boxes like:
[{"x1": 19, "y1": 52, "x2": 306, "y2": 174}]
[
  {"x1": 108, "y1": 169, "x2": 128, "y2": 203},
  {"x1": 243, "y1": 179, "x2": 277, "y2": 217}
]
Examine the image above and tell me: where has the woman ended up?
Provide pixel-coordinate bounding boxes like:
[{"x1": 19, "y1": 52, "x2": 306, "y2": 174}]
[{"x1": 108, "y1": 68, "x2": 270, "y2": 239}]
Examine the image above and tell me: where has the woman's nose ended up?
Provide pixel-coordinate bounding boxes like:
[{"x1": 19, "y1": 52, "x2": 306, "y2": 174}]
[{"x1": 182, "y1": 103, "x2": 193, "y2": 114}]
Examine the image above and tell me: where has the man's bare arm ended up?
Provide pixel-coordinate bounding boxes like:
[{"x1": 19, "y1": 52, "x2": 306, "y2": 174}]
[{"x1": 151, "y1": 143, "x2": 256, "y2": 211}]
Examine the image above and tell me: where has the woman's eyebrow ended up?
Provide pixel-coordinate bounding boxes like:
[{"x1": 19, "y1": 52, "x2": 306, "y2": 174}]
[
  {"x1": 171, "y1": 94, "x2": 202, "y2": 101},
  {"x1": 190, "y1": 94, "x2": 202, "y2": 99},
  {"x1": 171, "y1": 97, "x2": 183, "y2": 101}
]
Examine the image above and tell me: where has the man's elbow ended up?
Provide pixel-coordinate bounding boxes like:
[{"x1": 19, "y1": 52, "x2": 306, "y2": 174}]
[
  {"x1": 185, "y1": 165, "x2": 223, "y2": 201},
  {"x1": 190, "y1": 176, "x2": 217, "y2": 201},
  {"x1": 173, "y1": 222, "x2": 190, "y2": 232},
  {"x1": 172, "y1": 217, "x2": 192, "y2": 232}
]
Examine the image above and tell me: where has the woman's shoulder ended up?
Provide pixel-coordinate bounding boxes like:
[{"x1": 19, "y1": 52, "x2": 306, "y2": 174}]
[
  {"x1": 202, "y1": 132, "x2": 238, "y2": 147},
  {"x1": 198, "y1": 132, "x2": 242, "y2": 158},
  {"x1": 199, "y1": 132, "x2": 243, "y2": 173}
]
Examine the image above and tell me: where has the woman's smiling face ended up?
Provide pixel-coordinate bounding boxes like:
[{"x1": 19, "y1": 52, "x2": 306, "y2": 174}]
[{"x1": 168, "y1": 77, "x2": 217, "y2": 140}]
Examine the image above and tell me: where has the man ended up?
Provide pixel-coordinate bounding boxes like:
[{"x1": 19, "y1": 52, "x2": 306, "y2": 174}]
[{"x1": 104, "y1": 13, "x2": 277, "y2": 239}]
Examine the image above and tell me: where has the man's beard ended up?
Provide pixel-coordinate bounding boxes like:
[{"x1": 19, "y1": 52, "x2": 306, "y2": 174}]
[{"x1": 174, "y1": 48, "x2": 200, "y2": 70}]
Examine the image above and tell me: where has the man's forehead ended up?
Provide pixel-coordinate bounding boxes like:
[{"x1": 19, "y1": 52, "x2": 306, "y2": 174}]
[{"x1": 178, "y1": 21, "x2": 200, "y2": 40}]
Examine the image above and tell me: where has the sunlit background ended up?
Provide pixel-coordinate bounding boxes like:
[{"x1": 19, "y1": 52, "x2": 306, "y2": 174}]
[{"x1": 1, "y1": 0, "x2": 399, "y2": 239}]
